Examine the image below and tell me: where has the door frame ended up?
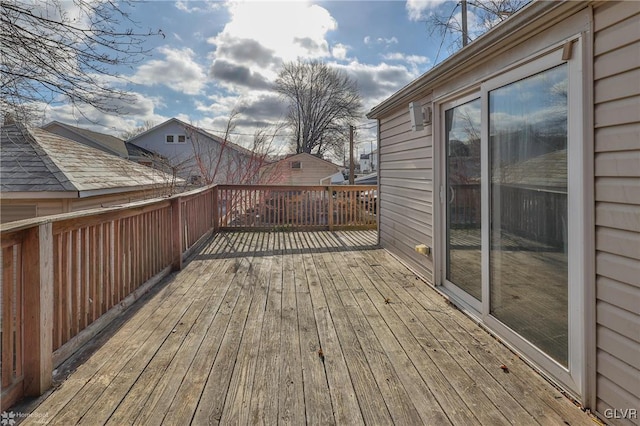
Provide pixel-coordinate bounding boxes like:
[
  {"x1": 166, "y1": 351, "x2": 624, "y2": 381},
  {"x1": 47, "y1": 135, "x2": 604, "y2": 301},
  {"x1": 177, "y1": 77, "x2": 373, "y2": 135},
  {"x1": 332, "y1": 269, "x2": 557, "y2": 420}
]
[{"x1": 432, "y1": 37, "x2": 588, "y2": 398}]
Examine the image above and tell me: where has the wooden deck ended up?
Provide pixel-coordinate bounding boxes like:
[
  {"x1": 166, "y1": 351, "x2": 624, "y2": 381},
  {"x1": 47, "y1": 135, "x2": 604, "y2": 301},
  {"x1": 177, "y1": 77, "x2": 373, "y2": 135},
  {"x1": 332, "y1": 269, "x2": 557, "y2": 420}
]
[{"x1": 19, "y1": 231, "x2": 592, "y2": 425}]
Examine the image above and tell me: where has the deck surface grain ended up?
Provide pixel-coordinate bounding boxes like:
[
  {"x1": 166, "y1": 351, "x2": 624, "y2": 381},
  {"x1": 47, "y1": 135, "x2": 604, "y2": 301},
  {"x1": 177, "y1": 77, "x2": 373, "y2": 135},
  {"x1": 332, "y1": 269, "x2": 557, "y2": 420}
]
[{"x1": 21, "y1": 231, "x2": 593, "y2": 425}]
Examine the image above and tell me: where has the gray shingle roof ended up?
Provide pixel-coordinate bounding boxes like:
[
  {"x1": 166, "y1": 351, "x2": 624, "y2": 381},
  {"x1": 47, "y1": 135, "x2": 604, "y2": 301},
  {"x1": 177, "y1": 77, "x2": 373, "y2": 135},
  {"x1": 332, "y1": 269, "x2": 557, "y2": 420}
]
[
  {"x1": 1, "y1": 124, "x2": 74, "y2": 192},
  {"x1": 42, "y1": 121, "x2": 129, "y2": 158},
  {"x1": 1, "y1": 124, "x2": 181, "y2": 196}
]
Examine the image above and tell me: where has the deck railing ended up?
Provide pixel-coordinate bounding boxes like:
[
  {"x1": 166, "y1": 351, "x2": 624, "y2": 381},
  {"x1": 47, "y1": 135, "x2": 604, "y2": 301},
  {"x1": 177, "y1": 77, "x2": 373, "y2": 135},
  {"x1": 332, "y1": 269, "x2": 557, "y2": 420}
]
[
  {"x1": 0, "y1": 185, "x2": 216, "y2": 410},
  {"x1": 217, "y1": 185, "x2": 377, "y2": 230},
  {"x1": 0, "y1": 184, "x2": 376, "y2": 409}
]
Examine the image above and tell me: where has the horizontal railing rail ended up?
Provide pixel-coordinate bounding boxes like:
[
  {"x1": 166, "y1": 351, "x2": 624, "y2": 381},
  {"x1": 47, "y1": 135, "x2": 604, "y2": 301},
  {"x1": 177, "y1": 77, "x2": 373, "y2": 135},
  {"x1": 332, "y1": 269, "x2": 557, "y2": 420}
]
[{"x1": 0, "y1": 184, "x2": 376, "y2": 409}]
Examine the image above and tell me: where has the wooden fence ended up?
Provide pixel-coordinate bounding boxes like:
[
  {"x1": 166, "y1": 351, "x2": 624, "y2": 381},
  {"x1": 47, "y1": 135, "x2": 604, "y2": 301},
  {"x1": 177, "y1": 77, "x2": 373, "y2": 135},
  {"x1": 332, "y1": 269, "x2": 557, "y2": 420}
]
[{"x1": 0, "y1": 184, "x2": 377, "y2": 409}]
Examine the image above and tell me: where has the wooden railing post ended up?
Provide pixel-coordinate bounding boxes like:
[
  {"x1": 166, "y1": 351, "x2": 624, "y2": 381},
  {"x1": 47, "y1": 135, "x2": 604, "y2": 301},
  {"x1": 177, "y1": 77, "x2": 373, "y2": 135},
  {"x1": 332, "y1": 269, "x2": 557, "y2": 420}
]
[
  {"x1": 171, "y1": 196, "x2": 183, "y2": 271},
  {"x1": 23, "y1": 222, "x2": 53, "y2": 396},
  {"x1": 327, "y1": 186, "x2": 334, "y2": 231},
  {"x1": 212, "y1": 186, "x2": 219, "y2": 232}
]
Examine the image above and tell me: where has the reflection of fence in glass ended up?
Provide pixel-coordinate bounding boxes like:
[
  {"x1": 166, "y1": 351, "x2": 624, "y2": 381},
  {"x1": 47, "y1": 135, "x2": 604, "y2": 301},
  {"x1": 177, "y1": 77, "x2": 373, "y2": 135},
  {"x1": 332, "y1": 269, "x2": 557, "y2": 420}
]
[
  {"x1": 449, "y1": 184, "x2": 481, "y2": 229},
  {"x1": 217, "y1": 185, "x2": 377, "y2": 230},
  {"x1": 498, "y1": 184, "x2": 567, "y2": 250},
  {"x1": 450, "y1": 183, "x2": 567, "y2": 250}
]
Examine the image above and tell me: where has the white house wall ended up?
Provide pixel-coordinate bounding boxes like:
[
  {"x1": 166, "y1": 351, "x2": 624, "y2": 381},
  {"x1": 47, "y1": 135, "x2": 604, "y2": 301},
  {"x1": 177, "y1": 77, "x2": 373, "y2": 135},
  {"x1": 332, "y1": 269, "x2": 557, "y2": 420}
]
[
  {"x1": 129, "y1": 121, "x2": 199, "y2": 178},
  {"x1": 378, "y1": 93, "x2": 434, "y2": 279},
  {"x1": 593, "y1": 2, "x2": 640, "y2": 424}
]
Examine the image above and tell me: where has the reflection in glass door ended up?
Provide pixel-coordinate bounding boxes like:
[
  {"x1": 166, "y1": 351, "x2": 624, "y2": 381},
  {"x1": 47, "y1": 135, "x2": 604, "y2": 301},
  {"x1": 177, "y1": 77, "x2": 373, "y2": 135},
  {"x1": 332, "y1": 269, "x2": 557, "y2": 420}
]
[
  {"x1": 445, "y1": 98, "x2": 482, "y2": 301},
  {"x1": 489, "y1": 64, "x2": 568, "y2": 366}
]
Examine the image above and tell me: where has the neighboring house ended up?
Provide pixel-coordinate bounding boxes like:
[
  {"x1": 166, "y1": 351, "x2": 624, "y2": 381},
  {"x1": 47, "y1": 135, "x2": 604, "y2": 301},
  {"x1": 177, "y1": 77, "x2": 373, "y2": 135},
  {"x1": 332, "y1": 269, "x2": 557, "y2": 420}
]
[
  {"x1": 126, "y1": 118, "x2": 257, "y2": 185},
  {"x1": 354, "y1": 172, "x2": 377, "y2": 185},
  {"x1": 260, "y1": 152, "x2": 342, "y2": 185},
  {"x1": 42, "y1": 121, "x2": 170, "y2": 171},
  {"x1": 367, "y1": 1, "x2": 639, "y2": 424},
  {"x1": 42, "y1": 120, "x2": 129, "y2": 159},
  {"x1": 359, "y1": 149, "x2": 378, "y2": 174},
  {"x1": 1, "y1": 124, "x2": 181, "y2": 223},
  {"x1": 125, "y1": 141, "x2": 170, "y2": 170}
]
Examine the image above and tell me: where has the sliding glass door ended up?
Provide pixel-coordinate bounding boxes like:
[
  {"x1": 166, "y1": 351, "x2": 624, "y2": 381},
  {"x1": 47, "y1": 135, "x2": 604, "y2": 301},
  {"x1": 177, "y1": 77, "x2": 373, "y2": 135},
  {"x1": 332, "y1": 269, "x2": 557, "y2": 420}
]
[
  {"x1": 444, "y1": 98, "x2": 482, "y2": 303},
  {"x1": 489, "y1": 64, "x2": 569, "y2": 366}
]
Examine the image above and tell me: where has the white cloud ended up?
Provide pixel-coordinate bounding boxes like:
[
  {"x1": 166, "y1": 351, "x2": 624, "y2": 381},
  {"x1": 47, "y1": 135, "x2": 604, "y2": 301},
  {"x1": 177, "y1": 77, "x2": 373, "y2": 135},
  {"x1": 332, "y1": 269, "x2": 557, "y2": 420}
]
[
  {"x1": 364, "y1": 36, "x2": 399, "y2": 47},
  {"x1": 332, "y1": 43, "x2": 350, "y2": 60},
  {"x1": 132, "y1": 47, "x2": 207, "y2": 95},
  {"x1": 333, "y1": 61, "x2": 421, "y2": 111},
  {"x1": 175, "y1": 1, "x2": 222, "y2": 14},
  {"x1": 381, "y1": 52, "x2": 429, "y2": 64},
  {"x1": 405, "y1": 0, "x2": 448, "y2": 21},
  {"x1": 35, "y1": 92, "x2": 168, "y2": 137},
  {"x1": 210, "y1": 1, "x2": 337, "y2": 62}
]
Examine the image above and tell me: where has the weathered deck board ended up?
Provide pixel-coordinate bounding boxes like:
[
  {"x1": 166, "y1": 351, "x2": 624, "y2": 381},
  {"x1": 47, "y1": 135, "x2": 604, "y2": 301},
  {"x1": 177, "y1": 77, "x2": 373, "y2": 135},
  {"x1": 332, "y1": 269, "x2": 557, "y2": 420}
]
[{"x1": 20, "y1": 231, "x2": 593, "y2": 426}]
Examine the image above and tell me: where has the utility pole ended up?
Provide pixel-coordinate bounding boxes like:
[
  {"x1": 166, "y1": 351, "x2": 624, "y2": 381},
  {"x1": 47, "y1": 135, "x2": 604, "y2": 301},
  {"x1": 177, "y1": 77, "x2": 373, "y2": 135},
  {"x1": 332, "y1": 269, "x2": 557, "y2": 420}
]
[
  {"x1": 349, "y1": 125, "x2": 354, "y2": 184},
  {"x1": 461, "y1": 0, "x2": 469, "y2": 47}
]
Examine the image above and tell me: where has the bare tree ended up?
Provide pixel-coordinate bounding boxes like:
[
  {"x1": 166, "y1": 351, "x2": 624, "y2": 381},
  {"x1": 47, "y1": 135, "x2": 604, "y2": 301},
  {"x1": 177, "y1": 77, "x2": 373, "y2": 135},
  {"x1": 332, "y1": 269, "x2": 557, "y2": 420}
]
[
  {"x1": 188, "y1": 112, "x2": 283, "y2": 186},
  {"x1": 0, "y1": 0, "x2": 162, "y2": 123},
  {"x1": 275, "y1": 59, "x2": 362, "y2": 158},
  {"x1": 120, "y1": 120, "x2": 156, "y2": 140},
  {"x1": 427, "y1": 0, "x2": 530, "y2": 56}
]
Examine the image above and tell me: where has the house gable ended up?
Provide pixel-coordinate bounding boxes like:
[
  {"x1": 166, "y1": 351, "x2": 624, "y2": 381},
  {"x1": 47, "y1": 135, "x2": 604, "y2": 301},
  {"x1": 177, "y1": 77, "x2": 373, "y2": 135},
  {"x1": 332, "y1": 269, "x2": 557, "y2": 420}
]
[
  {"x1": 126, "y1": 118, "x2": 257, "y2": 184},
  {"x1": 260, "y1": 152, "x2": 342, "y2": 185}
]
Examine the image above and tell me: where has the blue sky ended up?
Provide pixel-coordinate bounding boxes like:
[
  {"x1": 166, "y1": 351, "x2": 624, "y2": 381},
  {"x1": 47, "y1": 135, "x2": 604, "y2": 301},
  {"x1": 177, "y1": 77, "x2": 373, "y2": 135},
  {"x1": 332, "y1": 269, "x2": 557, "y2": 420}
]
[{"x1": 41, "y1": 0, "x2": 477, "y2": 156}]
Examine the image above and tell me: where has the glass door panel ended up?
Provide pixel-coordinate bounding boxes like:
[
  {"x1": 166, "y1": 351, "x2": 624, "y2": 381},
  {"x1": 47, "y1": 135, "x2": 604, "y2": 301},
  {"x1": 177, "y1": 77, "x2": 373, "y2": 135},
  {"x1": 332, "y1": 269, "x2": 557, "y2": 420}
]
[
  {"x1": 489, "y1": 64, "x2": 568, "y2": 366},
  {"x1": 445, "y1": 98, "x2": 482, "y2": 301}
]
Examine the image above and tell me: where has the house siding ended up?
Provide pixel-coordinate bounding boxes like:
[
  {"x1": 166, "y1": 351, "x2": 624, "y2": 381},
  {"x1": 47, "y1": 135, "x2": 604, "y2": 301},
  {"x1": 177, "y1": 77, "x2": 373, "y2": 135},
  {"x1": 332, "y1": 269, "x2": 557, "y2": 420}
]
[
  {"x1": 593, "y1": 2, "x2": 640, "y2": 424},
  {"x1": 378, "y1": 94, "x2": 434, "y2": 279},
  {"x1": 372, "y1": 1, "x2": 640, "y2": 417},
  {"x1": 261, "y1": 153, "x2": 341, "y2": 185},
  {"x1": 128, "y1": 120, "x2": 253, "y2": 184},
  {"x1": 0, "y1": 189, "x2": 167, "y2": 223}
]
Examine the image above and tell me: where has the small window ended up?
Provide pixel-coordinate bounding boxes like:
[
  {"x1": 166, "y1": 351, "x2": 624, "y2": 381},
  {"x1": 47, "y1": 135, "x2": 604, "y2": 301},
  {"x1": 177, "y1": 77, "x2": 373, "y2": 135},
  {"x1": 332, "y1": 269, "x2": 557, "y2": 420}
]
[
  {"x1": 291, "y1": 161, "x2": 301, "y2": 169},
  {"x1": 177, "y1": 134, "x2": 186, "y2": 143},
  {"x1": 166, "y1": 135, "x2": 174, "y2": 143}
]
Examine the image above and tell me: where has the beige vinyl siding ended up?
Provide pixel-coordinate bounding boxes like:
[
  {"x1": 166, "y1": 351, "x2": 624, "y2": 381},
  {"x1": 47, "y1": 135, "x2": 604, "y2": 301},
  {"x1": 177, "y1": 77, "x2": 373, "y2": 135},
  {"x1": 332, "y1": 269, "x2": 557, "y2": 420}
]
[
  {"x1": 261, "y1": 153, "x2": 341, "y2": 185},
  {"x1": 378, "y1": 94, "x2": 434, "y2": 279},
  {"x1": 0, "y1": 189, "x2": 168, "y2": 223},
  {"x1": 0, "y1": 204, "x2": 37, "y2": 223},
  {"x1": 593, "y1": 2, "x2": 640, "y2": 424}
]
